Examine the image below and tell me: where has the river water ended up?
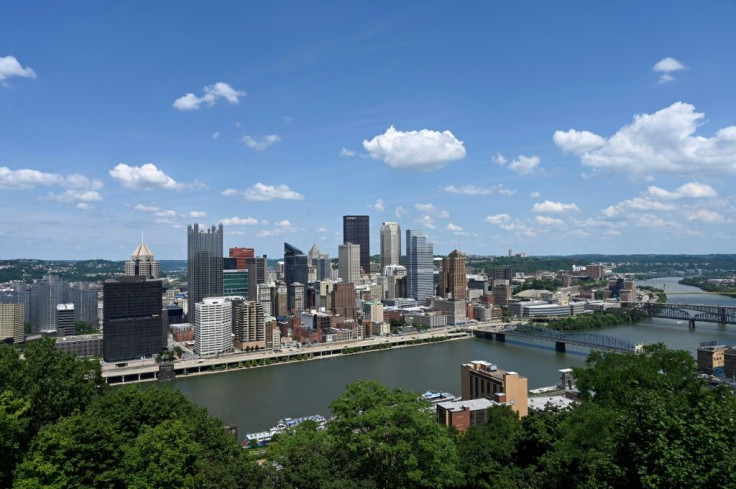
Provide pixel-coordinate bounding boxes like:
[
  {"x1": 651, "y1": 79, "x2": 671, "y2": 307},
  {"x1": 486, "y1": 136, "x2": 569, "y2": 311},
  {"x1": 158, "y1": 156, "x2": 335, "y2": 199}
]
[{"x1": 170, "y1": 277, "x2": 736, "y2": 440}]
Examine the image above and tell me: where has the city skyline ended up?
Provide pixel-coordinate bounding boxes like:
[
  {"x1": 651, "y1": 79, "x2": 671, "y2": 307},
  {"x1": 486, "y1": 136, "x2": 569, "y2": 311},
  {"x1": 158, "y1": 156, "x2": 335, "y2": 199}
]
[{"x1": 1, "y1": 2, "x2": 736, "y2": 260}]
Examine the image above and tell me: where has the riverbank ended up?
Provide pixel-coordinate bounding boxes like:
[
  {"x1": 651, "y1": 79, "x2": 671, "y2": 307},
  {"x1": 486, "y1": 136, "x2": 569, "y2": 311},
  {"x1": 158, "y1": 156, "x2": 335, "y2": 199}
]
[
  {"x1": 678, "y1": 277, "x2": 736, "y2": 298},
  {"x1": 544, "y1": 309, "x2": 647, "y2": 332}
]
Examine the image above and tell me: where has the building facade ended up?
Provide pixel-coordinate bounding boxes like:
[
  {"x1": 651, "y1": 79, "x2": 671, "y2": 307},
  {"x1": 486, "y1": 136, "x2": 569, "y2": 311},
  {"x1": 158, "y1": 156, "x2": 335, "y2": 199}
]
[
  {"x1": 0, "y1": 303, "x2": 24, "y2": 344},
  {"x1": 187, "y1": 223, "x2": 224, "y2": 323},
  {"x1": 246, "y1": 255, "x2": 268, "y2": 300},
  {"x1": 406, "y1": 230, "x2": 434, "y2": 302},
  {"x1": 229, "y1": 247, "x2": 255, "y2": 270},
  {"x1": 124, "y1": 242, "x2": 160, "y2": 279},
  {"x1": 56, "y1": 303, "x2": 75, "y2": 337},
  {"x1": 195, "y1": 297, "x2": 232, "y2": 356},
  {"x1": 461, "y1": 360, "x2": 528, "y2": 417},
  {"x1": 343, "y1": 215, "x2": 370, "y2": 274},
  {"x1": 439, "y1": 249, "x2": 467, "y2": 300},
  {"x1": 284, "y1": 243, "x2": 308, "y2": 311},
  {"x1": 338, "y1": 242, "x2": 361, "y2": 284},
  {"x1": 232, "y1": 299, "x2": 265, "y2": 350},
  {"x1": 380, "y1": 221, "x2": 401, "y2": 270}
]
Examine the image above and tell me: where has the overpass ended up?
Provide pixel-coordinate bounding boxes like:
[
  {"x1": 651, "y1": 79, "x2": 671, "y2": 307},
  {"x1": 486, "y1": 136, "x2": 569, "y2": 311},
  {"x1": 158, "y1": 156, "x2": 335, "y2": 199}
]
[
  {"x1": 468, "y1": 323, "x2": 641, "y2": 354},
  {"x1": 626, "y1": 302, "x2": 736, "y2": 329}
]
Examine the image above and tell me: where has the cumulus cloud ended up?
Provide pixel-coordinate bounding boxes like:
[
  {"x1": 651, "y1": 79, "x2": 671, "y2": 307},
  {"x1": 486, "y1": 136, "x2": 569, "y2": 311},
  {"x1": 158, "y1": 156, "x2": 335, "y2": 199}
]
[
  {"x1": 76, "y1": 203, "x2": 92, "y2": 211},
  {"x1": 395, "y1": 206, "x2": 408, "y2": 218},
  {"x1": 536, "y1": 216, "x2": 564, "y2": 226},
  {"x1": 553, "y1": 102, "x2": 736, "y2": 179},
  {"x1": 244, "y1": 183, "x2": 304, "y2": 201},
  {"x1": 222, "y1": 188, "x2": 238, "y2": 196},
  {"x1": 498, "y1": 186, "x2": 516, "y2": 196},
  {"x1": 602, "y1": 198, "x2": 675, "y2": 217},
  {"x1": 134, "y1": 204, "x2": 159, "y2": 212},
  {"x1": 173, "y1": 82, "x2": 245, "y2": 110},
  {"x1": 219, "y1": 216, "x2": 259, "y2": 226},
  {"x1": 275, "y1": 220, "x2": 291, "y2": 227},
  {"x1": 446, "y1": 223, "x2": 463, "y2": 232},
  {"x1": 552, "y1": 130, "x2": 606, "y2": 154},
  {"x1": 416, "y1": 215, "x2": 436, "y2": 229},
  {"x1": 645, "y1": 182, "x2": 717, "y2": 200},
  {"x1": 493, "y1": 153, "x2": 540, "y2": 175},
  {"x1": 653, "y1": 57, "x2": 687, "y2": 83},
  {"x1": 339, "y1": 147, "x2": 357, "y2": 157},
  {"x1": 485, "y1": 214, "x2": 511, "y2": 225},
  {"x1": 372, "y1": 199, "x2": 385, "y2": 212},
  {"x1": 48, "y1": 190, "x2": 103, "y2": 203},
  {"x1": 414, "y1": 203, "x2": 449, "y2": 218},
  {"x1": 189, "y1": 211, "x2": 207, "y2": 218},
  {"x1": 241, "y1": 134, "x2": 281, "y2": 151},
  {"x1": 683, "y1": 209, "x2": 725, "y2": 223},
  {"x1": 0, "y1": 167, "x2": 102, "y2": 190},
  {"x1": 109, "y1": 163, "x2": 184, "y2": 190},
  {"x1": 532, "y1": 201, "x2": 580, "y2": 213},
  {"x1": 444, "y1": 185, "x2": 494, "y2": 195},
  {"x1": 530, "y1": 191, "x2": 541, "y2": 198},
  {"x1": 363, "y1": 126, "x2": 466, "y2": 170},
  {"x1": 0, "y1": 55, "x2": 36, "y2": 83},
  {"x1": 155, "y1": 210, "x2": 176, "y2": 217}
]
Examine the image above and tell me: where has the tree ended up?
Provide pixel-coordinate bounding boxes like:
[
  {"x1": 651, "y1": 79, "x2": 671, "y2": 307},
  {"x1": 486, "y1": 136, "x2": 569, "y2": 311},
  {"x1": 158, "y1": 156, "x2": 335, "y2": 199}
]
[
  {"x1": 328, "y1": 380, "x2": 464, "y2": 488},
  {"x1": 0, "y1": 392, "x2": 30, "y2": 487}
]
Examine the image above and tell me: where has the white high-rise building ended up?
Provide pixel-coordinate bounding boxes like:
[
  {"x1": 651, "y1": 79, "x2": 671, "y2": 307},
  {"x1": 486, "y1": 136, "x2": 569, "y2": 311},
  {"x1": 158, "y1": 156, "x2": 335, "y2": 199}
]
[
  {"x1": 195, "y1": 297, "x2": 232, "y2": 356},
  {"x1": 338, "y1": 242, "x2": 361, "y2": 284},
  {"x1": 406, "y1": 230, "x2": 434, "y2": 302},
  {"x1": 380, "y1": 222, "x2": 401, "y2": 271}
]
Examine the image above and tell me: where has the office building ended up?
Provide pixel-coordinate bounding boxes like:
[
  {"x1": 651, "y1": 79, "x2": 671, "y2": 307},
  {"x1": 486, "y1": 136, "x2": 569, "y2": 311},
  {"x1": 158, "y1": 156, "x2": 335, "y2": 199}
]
[
  {"x1": 493, "y1": 283, "x2": 513, "y2": 306},
  {"x1": 31, "y1": 275, "x2": 68, "y2": 334},
  {"x1": 187, "y1": 223, "x2": 224, "y2": 323},
  {"x1": 232, "y1": 299, "x2": 265, "y2": 350},
  {"x1": 56, "y1": 303, "x2": 75, "y2": 337},
  {"x1": 246, "y1": 255, "x2": 267, "y2": 300},
  {"x1": 338, "y1": 242, "x2": 361, "y2": 284},
  {"x1": 461, "y1": 360, "x2": 528, "y2": 417},
  {"x1": 439, "y1": 250, "x2": 467, "y2": 300},
  {"x1": 223, "y1": 257, "x2": 238, "y2": 270},
  {"x1": 331, "y1": 282, "x2": 357, "y2": 319},
  {"x1": 224, "y1": 269, "x2": 248, "y2": 297},
  {"x1": 229, "y1": 247, "x2": 254, "y2": 270},
  {"x1": 307, "y1": 243, "x2": 321, "y2": 266},
  {"x1": 586, "y1": 264, "x2": 605, "y2": 280},
  {"x1": 343, "y1": 215, "x2": 370, "y2": 274},
  {"x1": 55, "y1": 334, "x2": 103, "y2": 358},
  {"x1": 288, "y1": 282, "x2": 305, "y2": 313},
  {"x1": 124, "y1": 242, "x2": 160, "y2": 279},
  {"x1": 103, "y1": 277, "x2": 164, "y2": 362},
  {"x1": 195, "y1": 297, "x2": 232, "y2": 356},
  {"x1": 284, "y1": 243, "x2": 308, "y2": 312},
  {"x1": 436, "y1": 398, "x2": 496, "y2": 432},
  {"x1": 315, "y1": 254, "x2": 331, "y2": 281},
  {"x1": 0, "y1": 303, "x2": 24, "y2": 344},
  {"x1": 68, "y1": 282, "x2": 99, "y2": 327},
  {"x1": 0, "y1": 282, "x2": 31, "y2": 329},
  {"x1": 406, "y1": 230, "x2": 434, "y2": 302},
  {"x1": 491, "y1": 266, "x2": 512, "y2": 282},
  {"x1": 380, "y1": 221, "x2": 401, "y2": 270}
]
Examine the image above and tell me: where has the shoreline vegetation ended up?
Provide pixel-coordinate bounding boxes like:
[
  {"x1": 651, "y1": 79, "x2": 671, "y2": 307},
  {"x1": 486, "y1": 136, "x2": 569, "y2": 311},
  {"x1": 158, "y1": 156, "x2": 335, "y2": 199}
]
[
  {"x1": 679, "y1": 277, "x2": 736, "y2": 298},
  {"x1": 543, "y1": 309, "x2": 647, "y2": 332}
]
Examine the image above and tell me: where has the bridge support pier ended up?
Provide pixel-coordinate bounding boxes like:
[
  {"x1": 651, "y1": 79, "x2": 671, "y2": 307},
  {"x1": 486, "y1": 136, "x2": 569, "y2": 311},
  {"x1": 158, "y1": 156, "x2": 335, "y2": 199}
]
[
  {"x1": 495, "y1": 333, "x2": 505, "y2": 342},
  {"x1": 689, "y1": 319, "x2": 696, "y2": 330},
  {"x1": 555, "y1": 341, "x2": 566, "y2": 353}
]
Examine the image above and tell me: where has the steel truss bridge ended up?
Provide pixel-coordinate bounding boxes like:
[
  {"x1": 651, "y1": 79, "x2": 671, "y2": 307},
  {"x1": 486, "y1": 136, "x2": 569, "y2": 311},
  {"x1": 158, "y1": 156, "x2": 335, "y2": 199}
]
[
  {"x1": 627, "y1": 303, "x2": 736, "y2": 328},
  {"x1": 470, "y1": 324, "x2": 639, "y2": 353}
]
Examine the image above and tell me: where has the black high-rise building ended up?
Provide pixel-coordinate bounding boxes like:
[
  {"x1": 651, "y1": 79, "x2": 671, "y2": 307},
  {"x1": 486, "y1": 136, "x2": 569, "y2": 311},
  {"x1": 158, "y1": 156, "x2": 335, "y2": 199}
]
[
  {"x1": 245, "y1": 255, "x2": 267, "y2": 300},
  {"x1": 343, "y1": 215, "x2": 370, "y2": 274},
  {"x1": 103, "y1": 276, "x2": 163, "y2": 362},
  {"x1": 187, "y1": 223, "x2": 223, "y2": 323},
  {"x1": 284, "y1": 243, "x2": 308, "y2": 312}
]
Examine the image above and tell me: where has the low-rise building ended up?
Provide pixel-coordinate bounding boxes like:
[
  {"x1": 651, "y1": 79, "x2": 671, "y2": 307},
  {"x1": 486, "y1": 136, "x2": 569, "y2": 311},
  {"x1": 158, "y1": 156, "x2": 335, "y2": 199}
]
[
  {"x1": 697, "y1": 342, "x2": 728, "y2": 375},
  {"x1": 436, "y1": 398, "x2": 496, "y2": 431},
  {"x1": 461, "y1": 360, "x2": 528, "y2": 417}
]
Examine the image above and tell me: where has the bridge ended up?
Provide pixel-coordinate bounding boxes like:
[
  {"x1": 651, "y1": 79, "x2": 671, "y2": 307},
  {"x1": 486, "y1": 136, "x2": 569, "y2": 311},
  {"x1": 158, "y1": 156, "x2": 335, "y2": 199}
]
[
  {"x1": 469, "y1": 324, "x2": 641, "y2": 354},
  {"x1": 627, "y1": 303, "x2": 736, "y2": 329}
]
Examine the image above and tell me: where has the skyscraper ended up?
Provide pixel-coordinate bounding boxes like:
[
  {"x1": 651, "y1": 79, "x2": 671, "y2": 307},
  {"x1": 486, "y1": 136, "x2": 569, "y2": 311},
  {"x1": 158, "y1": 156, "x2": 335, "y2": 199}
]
[
  {"x1": 195, "y1": 297, "x2": 232, "y2": 356},
  {"x1": 67, "y1": 282, "x2": 99, "y2": 327},
  {"x1": 338, "y1": 242, "x2": 361, "y2": 284},
  {"x1": 30, "y1": 275, "x2": 67, "y2": 334},
  {"x1": 439, "y1": 250, "x2": 467, "y2": 300},
  {"x1": 187, "y1": 223, "x2": 224, "y2": 323},
  {"x1": 284, "y1": 243, "x2": 308, "y2": 312},
  {"x1": 229, "y1": 247, "x2": 254, "y2": 270},
  {"x1": 232, "y1": 299, "x2": 265, "y2": 350},
  {"x1": 245, "y1": 255, "x2": 267, "y2": 300},
  {"x1": 56, "y1": 303, "x2": 75, "y2": 337},
  {"x1": 406, "y1": 230, "x2": 434, "y2": 302},
  {"x1": 380, "y1": 221, "x2": 401, "y2": 271},
  {"x1": 0, "y1": 303, "x2": 24, "y2": 344},
  {"x1": 343, "y1": 215, "x2": 370, "y2": 274},
  {"x1": 124, "y1": 242, "x2": 160, "y2": 279},
  {"x1": 103, "y1": 276, "x2": 163, "y2": 362}
]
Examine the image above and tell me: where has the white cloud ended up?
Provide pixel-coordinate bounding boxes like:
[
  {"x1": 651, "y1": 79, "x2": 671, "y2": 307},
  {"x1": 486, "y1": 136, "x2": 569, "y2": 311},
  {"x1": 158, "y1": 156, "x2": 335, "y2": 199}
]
[
  {"x1": 0, "y1": 55, "x2": 36, "y2": 83},
  {"x1": 76, "y1": 203, "x2": 92, "y2": 211},
  {"x1": 211, "y1": 131, "x2": 220, "y2": 139},
  {"x1": 446, "y1": 223, "x2": 463, "y2": 232},
  {"x1": 395, "y1": 206, "x2": 408, "y2": 218},
  {"x1": 373, "y1": 199, "x2": 385, "y2": 212},
  {"x1": 189, "y1": 211, "x2": 206, "y2": 218},
  {"x1": 444, "y1": 185, "x2": 494, "y2": 195},
  {"x1": 536, "y1": 216, "x2": 564, "y2": 226},
  {"x1": 553, "y1": 102, "x2": 736, "y2": 178},
  {"x1": 530, "y1": 191, "x2": 541, "y2": 198},
  {"x1": 0, "y1": 167, "x2": 102, "y2": 190},
  {"x1": 485, "y1": 214, "x2": 511, "y2": 225},
  {"x1": 604, "y1": 230, "x2": 622, "y2": 237},
  {"x1": 339, "y1": 147, "x2": 357, "y2": 157},
  {"x1": 532, "y1": 201, "x2": 580, "y2": 213},
  {"x1": 645, "y1": 182, "x2": 717, "y2": 200},
  {"x1": 414, "y1": 203, "x2": 449, "y2": 218},
  {"x1": 494, "y1": 153, "x2": 540, "y2": 175},
  {"x1": 275, "y1": 220, "x2": 292, "y2": 227},
  {"x1": 222, "y1": 188, "x2": 238, "y2": 196},
  {"x1": 244, "y1": 183, "x2": 303, "y2": 201},
  {"x1": 155, "y1": 210, "x2": 176, "y2": 217},
  {"x1": 48, "y1": 190, "x2": 103, "y2": 203},
  {"x1": 241, "y1": 134, "x2": 281, "y2": 151},
  {"x1": 363, "y1": 126, "x2": 466, "y2": 170},
  {"x1": 134, "y1": 204, "x2": 159, "y2": 212},
  {"x1": 173, "y1": 82, "x2": 245, "y2": 110},
  {"x1": 219, "y1": 216, "x2": 259, "y2": 226},
  {"x1": 416, "y1": 215, "x2": 436, "y2": 229},
  {"x1": 603, "y1": 198, "x2": 675, "y2": 217},
  {"x1": 653, "y1": 57, "x2": 687, "y2": 83},
  {"x1": 498, "y1": 186, "x2": 516, "y2": 196},
  {"x1": 683, "y1": 209, "x2": 725, "y2": 223},
  {"x1": 317, "y1": 227, "x2": 328, "y2": 233},
  {"x1": 552, "y1": 129, "x2": 606, "y2": 154},
  {"x1": 109, "y1": 163, "x2": 183, "y2": 190}
]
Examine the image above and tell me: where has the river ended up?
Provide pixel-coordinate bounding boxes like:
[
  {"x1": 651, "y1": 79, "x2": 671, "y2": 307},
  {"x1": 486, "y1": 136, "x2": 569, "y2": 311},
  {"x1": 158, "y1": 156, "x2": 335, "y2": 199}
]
[{"x1": 170, "y1": 276, "x2": 736, "y2": 440}]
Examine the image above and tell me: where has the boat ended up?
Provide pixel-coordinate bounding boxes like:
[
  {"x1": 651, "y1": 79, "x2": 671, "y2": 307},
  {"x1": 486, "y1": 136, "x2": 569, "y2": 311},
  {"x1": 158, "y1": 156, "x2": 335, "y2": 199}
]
[
  {"x1": 421, "y1": 391, "x2": 460, "y2": 405},
  {"x1": 243, "y1": 414, "x2": 327, "y2": 448}
]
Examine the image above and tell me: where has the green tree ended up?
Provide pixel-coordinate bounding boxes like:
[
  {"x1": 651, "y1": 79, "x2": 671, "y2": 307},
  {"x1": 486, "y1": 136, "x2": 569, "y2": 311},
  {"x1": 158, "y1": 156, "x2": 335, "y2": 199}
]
[
  {"x1": 328, "y1": 380, "x2": 464, "y2": 488},
  {"x1": 0, "y1": 392, "x2": 30, "y2": 487}
]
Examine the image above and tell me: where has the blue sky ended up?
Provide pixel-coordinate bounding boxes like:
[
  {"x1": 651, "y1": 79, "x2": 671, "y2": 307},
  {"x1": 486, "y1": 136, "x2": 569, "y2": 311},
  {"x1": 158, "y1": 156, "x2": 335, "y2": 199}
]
[{"x1": 1, "y1": 1, "x2": 735, "y2": 259}]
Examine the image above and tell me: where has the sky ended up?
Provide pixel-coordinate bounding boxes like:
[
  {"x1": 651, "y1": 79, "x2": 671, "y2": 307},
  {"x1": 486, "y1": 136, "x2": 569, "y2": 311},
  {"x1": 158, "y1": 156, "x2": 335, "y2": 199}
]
[{"x1": 1, "y1": 1, "x2": 735, "y2": 260}]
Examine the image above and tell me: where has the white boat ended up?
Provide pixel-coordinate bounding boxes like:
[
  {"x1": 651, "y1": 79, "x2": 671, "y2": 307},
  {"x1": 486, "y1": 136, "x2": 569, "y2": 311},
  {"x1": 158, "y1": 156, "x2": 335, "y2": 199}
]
[
  {"x1": 243, "y1": 414, "x2": 327, "y2": 448},
  {"x1": 421, "y1": 391, "x2": 460, "y2": 405}
]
